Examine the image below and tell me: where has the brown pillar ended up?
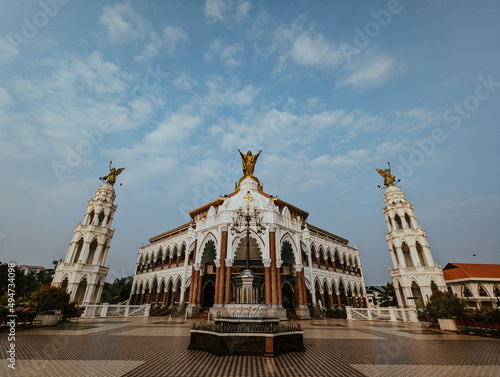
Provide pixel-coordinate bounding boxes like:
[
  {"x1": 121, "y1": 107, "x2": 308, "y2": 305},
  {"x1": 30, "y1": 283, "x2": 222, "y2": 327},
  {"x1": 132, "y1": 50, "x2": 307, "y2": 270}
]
[
  {"x1": 336, "y1": 294, "x2": 341, "y2": 307},
  {"x1": 320, "y1": 291, "x2": 325, "y2": 307},
  {"x1": 328, "y1": 292, "x2": 334, "y2": 308},
  {"x1": 276, "y1": 264, "x2": 282, "y2": 306},
  {"x1": 155, "y1": 291, "x2": 160, "y2": 305},
  {"x1": 168, "y1": 256, "x2": 172, "y2": 268},
  {"x1": 315, "y1": 255, "x2": 321, "y2": 266},
  {"x1": 190, "y1": 269, "x2": 199, "y2": 305},
  {"x1": 161, "y1": 258, "x2": 165, "y2": 269},
  {"x1": 264, "y1": 263, "x2": 271, "y2": 305},
  {"x1": 224, "y1": 262, "x2": 232, "y2": 304},
  {"x1": 301, "y1": 272, "x2": 307, "y2": 305},
  {"x1": 170, "y1": 290, "x2": 176, "y2": 306},
  {"x1": 297, "y1": 270, "x2": 305, "y2": 306},
  {"x1": 324, "y1": 256, "x2": 329, "y2": 269},
  {"x1": 140, "y1": 293, "x2": 144, "y2": 305},
  {"x1": 218, "y1": 230, "x2": 228, "y2": 304},
  {"x1": 270, "y1": 231, "x2": 278, "y2": 306},
  {"x1": 196, "y1": 273, "x2": 203, "y2": 305},
  {"x1": 214, "y1": 265, "x2": 220, "y2": 305},
  {"x1": 352, "y1": 296, "x2": 356, "y2": 307},
  {"x1": 363, "y1": 297, "x2": 367, "y2": 308}
]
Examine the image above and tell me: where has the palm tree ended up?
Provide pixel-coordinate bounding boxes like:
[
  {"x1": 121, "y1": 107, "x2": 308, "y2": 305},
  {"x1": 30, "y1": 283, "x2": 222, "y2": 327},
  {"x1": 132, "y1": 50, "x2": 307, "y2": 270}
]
[
  {"x1": 379, "y1": 282, "x2": 398, "y2": 307},
  {"x1": 100, "y1": 276, "x2": 133, "y2": 304}
]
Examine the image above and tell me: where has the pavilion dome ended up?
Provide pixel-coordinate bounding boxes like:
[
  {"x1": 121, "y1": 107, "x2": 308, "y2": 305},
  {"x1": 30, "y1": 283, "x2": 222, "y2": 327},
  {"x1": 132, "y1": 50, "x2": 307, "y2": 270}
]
[
  {"x1": 94, "y1": 182, "x2": 116, "y2": 202},
  {"x1": 383, "y1": 185, "x2": 407, "y2": 205}
]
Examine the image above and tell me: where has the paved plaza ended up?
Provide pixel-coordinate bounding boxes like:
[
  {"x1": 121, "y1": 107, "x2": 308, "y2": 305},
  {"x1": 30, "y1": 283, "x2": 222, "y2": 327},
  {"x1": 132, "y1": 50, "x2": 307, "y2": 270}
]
[{"x1": 1, "y1": 317, "x2": 499, "y2": 377}]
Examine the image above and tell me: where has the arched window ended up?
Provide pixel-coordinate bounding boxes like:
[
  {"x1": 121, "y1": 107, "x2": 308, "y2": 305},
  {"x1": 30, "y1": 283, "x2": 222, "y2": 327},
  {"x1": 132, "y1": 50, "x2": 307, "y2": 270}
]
[
  {"x1": 73, "y1": 238, "x2": 84, "y2": 263},
  {"x1": 404, "y1": 213, "x2": 412, "y2": 228},
  {"x1": 394, "y1": 214, "x2": 403, "y2": 230},
  {"x1": 402, "y1": 243, "x2": 413, "y2": 267},
  {"x1": 391, "y1": 245, "x2": 400, "y2": 268},
  {"x1": 97, "y1": 211, "x2": 105, "y2": 227},
  {"x1": 416, "y1": 242, "x2": 426, "y2": 266},
  {"x1": 478, "y1": 284, "x2": 489, "y2": 297},
  {"x1": 334, "y1": 250, "x2": 341, "y2": 268},
  {"x1": 87, "y1": 210, "x2": 95, "y2": 225},
  {"x1": 156, "y1": 248, "x2": 163, "y2": 266},
  {"x1": 201, "y1": 240, "x2": 216, "y2": 263},
  {"x1": 430, "y1": 281, "x2": 438, "y2": 293},
  {"x1": 462, "y1": 284, "x2": 473, "y2": 298}
]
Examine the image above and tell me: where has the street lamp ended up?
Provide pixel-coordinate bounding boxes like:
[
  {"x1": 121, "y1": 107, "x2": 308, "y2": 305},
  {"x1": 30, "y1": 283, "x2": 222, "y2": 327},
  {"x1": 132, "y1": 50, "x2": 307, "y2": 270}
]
[{"x1": 229, "y1": 191, "x2": 266, "y2": 271}]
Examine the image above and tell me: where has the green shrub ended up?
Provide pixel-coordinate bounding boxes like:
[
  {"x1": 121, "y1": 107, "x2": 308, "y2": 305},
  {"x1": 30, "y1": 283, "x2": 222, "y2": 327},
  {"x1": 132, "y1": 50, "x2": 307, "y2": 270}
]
[
  {"x1": 30, "y1": 285, "x2": 71, "y2": 314},
  {"x1": 423, "y1": 290, "x2": 467, "y2": 319}
]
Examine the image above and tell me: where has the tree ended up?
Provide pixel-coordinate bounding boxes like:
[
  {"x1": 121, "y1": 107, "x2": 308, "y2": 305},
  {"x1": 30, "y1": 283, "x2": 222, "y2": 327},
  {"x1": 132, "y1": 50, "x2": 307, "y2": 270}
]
[
  {"x1": 100, "y1": 276, "x2": 133, "y2": 304},
  {"x1": 379, "y1": 282, "x2": 398, "y2": 307}
]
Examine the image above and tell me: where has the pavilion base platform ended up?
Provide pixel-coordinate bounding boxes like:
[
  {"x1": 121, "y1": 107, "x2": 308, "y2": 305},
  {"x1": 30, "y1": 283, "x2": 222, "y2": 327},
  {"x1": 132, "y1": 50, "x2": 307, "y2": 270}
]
[{"x1": 189, "y1": 318, "x2": 304, "y2": 357}]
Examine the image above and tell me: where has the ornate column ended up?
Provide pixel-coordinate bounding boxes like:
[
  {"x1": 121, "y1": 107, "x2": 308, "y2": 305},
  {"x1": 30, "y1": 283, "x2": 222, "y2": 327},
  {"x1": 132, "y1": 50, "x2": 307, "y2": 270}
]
[
  {"x1": 269, "y1": 229, "x2": 278, "y2": 307},
  {"x1": 196, "y1": 270, "x2": 204, "y2": 306},
  {"x1": 336, "y1": 294, "x2": 341, "y2": 307},
  {"x1": 296, "y1": 266, "x2": 305, "y2": 306},
  {"x1": 224, "y1": 258, "x2": 233, "y2": 304},
  {"x1": 276, "y1": 260, "x2": 283, "y2": 307},
  {"x1": 214, "y1": 259, "x2": 221, "y2": 305},
  {"x1": 170, "y1": 289, "x2": 176, "y2": 306},
  {"x1": 263, "y1": 259, "x2": 272, "y2": 305},
  {"x1": 218, "y1": 229, "x2": 228, "y2": 305},
  {"x1": 319, "y1": 290, "x2": 325, "y2": 307},
  {"x1": 328, "y1": 291, "x2": 334, "y2": 308},
  {"x1": 168, "y1": 255, "x2": 172, "y2": 268},
  {"x1": 190, "y1": 263, "x2": 200, "y2": 305}
]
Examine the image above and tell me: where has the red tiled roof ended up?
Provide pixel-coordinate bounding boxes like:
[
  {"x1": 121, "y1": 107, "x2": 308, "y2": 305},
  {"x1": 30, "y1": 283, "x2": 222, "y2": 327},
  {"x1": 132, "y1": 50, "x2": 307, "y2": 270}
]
[{"x1": 443, "y1": 263, "x2": 500, "y2": 281}]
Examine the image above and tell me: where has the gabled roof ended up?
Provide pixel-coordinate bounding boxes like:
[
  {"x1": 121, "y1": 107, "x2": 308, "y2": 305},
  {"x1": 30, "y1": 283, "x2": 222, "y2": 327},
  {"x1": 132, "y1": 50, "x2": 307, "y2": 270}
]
[{"x1": 443, "y1": 263, "x2": 500, "y2": 281}]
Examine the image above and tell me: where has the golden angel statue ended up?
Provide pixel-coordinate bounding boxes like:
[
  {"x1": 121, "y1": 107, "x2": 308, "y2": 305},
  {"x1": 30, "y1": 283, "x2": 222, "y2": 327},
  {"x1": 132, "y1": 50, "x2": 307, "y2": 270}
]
[
  {"x1": 238, "y1": 149, "x2": 262, "y2": 178},
  {"x1": 376, "y1": 162, "x2": 395, "y2": 187},
  {"x1": 102, "y1": 160, "x2": 125, "y2": 186}
]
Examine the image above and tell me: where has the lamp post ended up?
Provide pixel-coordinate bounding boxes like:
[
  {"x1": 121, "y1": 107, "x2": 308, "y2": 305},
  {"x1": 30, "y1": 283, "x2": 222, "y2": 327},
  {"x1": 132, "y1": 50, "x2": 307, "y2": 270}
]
[
  {"x1": 229, "y1": 191, "x2": 266, "y2": 304},
  {"x1": 230, "y1": 191, "x2": 266, "y2": 271}
]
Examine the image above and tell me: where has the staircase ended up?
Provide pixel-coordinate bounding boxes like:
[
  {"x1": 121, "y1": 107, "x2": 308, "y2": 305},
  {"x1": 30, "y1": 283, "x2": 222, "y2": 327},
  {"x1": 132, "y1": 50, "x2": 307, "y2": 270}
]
[{"x1": 197, "y1": 308, "x2": 209, "y2": 319}]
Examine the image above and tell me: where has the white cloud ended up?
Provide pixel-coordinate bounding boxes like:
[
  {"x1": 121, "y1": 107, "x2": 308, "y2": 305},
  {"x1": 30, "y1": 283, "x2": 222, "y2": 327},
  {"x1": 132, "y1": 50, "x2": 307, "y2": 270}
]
[
  {"x1": 337, "y1": 51, "x2": 401, "y2": 89},
  {"x1": 204, "y1": 0, "x2": 252, "y2": 23},
  {"x1": 205, "y1": 38, "x2": 242, "y2": 67},
  {"x1": 0, "y1": 36, "x2": 19, "y2": 65},
  {"x1": 290, "y1": 33, "x2": 343, "y2": 68},
  {"x1": 194, "y1": 76, "x2": 259, "y2": 110},
  {"x1": 99, "y1": 1, "x2": 148, "y2": 44},
  {"x1": 163, "y1": 26, "x2": 189, "y2": 56},
  {"x1": 173, "y1": 73, "x2": 197, "y2": 90},
  {"x1": 134, "y1": 43, "x2": 159, "y2": 62}
]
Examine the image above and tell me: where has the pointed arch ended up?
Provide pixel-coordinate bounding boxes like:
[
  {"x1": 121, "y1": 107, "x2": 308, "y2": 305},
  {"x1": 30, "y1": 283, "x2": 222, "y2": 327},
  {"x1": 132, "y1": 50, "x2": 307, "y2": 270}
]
[
  {"x1": 404, "y1": 213, "x2": 412, "y2": 228},
  {"x1": 394, "y1": 214, "x2": 403, "y2": 230},
  {"x1": 478, "y1": 283, "x2": 490, "y2": 297},
  {"x1": 73, "y1": 238, "x2": 84, "y2": 263}
]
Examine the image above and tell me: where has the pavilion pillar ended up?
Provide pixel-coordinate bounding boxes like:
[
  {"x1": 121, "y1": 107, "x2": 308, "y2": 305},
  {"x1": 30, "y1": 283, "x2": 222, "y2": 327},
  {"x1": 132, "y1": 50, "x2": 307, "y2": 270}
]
[
  {"x1": 155, "y1": 290, "x2": 160, "y2": 305},
  {"x1": 336, "y1": 294, "x2": 341, "y2": 307},
  {"x1": 224, "y1": 259, "x2": 233, "y2": 304},
  {"x1": 269, "y1": 230, "x2": 278, "y2": 306},
  {"x1": 263, "y1": 259, "x2": 272, "y2": 305},
  {"x1": 320, "y1": 291, "x2": 325, "y2": 307},
  {"x1": 168, "y1": 256, "x2": 172, "y2": 268},
  {"x1": 315, "y1": 255, "x2": 321, "y2": 266},
  {"x1": 363, "y1": 297, "x2": 367, "y2": 308},
  {"x1": 161, "y1": 258, "x2": 165, "y2": 269},
  {"x1": 140, "y1": 293, "x2": 145, "y2": 305}
]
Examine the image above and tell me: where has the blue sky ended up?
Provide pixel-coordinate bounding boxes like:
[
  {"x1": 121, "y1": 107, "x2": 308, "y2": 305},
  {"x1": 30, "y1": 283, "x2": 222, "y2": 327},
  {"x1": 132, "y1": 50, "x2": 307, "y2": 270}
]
[{"x1": 0, "y1": 0, "x2": 499, "y2": 285}]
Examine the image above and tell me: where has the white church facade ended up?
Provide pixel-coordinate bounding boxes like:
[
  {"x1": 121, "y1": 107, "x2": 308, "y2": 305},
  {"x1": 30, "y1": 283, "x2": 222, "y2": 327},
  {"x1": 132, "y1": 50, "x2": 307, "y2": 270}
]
[{"x1": 130, "y1": 152, "x2": 368, "y2": 319}]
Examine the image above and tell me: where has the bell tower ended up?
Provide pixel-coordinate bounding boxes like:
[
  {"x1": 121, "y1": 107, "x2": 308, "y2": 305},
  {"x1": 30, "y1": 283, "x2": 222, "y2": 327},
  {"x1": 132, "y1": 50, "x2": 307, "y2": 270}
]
[
  {"x1": 52, "y1": 162, "x2": 124, "y2": 304},
  {"x1": 377, "y1": 163, "x2": 446, "y2": 308}
]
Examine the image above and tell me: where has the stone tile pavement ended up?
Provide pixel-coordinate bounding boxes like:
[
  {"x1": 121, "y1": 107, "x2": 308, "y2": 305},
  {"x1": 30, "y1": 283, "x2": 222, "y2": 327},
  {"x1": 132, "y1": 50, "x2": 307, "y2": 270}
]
[{"x1": 1, "y1": 317, "x2": 499, "y2": 376}]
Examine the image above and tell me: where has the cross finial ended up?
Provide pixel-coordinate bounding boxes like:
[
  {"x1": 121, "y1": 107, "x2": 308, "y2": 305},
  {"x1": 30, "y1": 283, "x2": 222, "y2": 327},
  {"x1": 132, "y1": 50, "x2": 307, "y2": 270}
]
[{"x1": 243, "y1": 191, "x2": 253, "y2": 210}]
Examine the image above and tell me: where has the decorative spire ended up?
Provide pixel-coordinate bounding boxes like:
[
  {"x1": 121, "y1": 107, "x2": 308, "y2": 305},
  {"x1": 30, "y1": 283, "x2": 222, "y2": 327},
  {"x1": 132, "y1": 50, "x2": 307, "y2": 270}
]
[
  {"x1": 101, "y1": 160, "x2": 125, "y2": 186},
  {"x1": 376, "y1": 161, "x2": 396, "y2": 187}
]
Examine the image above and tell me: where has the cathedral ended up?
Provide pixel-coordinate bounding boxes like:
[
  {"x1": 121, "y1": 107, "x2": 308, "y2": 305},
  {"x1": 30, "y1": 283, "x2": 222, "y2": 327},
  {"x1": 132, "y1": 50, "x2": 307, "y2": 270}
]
[{"x1": 130, "y1": 151, "x2": 368, "y2": 319}]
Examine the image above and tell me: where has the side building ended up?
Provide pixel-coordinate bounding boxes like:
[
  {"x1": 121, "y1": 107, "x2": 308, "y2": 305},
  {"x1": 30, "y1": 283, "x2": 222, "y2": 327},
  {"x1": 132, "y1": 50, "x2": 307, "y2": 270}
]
[{"x1": 130, "y1": 152, "x2": 368, "y2": 319}]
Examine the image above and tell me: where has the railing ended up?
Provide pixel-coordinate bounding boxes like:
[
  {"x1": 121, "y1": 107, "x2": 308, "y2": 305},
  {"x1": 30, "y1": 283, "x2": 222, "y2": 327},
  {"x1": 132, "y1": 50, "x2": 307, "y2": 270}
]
[
  {"x1": 346, "y1": 307, "x2": 418, "y2": 323},
  {"x1": 82, "y1": 304, "x2": 151, "y2": 318},
  {"x1": 192, "y1": 320, "x2": 301, "y2": 333}
]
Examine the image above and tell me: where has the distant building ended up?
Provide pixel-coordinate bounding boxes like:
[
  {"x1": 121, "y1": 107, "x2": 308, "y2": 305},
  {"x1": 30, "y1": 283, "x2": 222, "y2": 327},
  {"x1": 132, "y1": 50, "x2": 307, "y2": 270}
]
[
  {"x1": 18, "y1": 265, "x2": 46, "y2": 275},
  {"x1": 365, "y1": 285, "x2": 386, "y2": 308},
  {"x1": 443, "y1": 263, "x2": 500, "y2": 310}
]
